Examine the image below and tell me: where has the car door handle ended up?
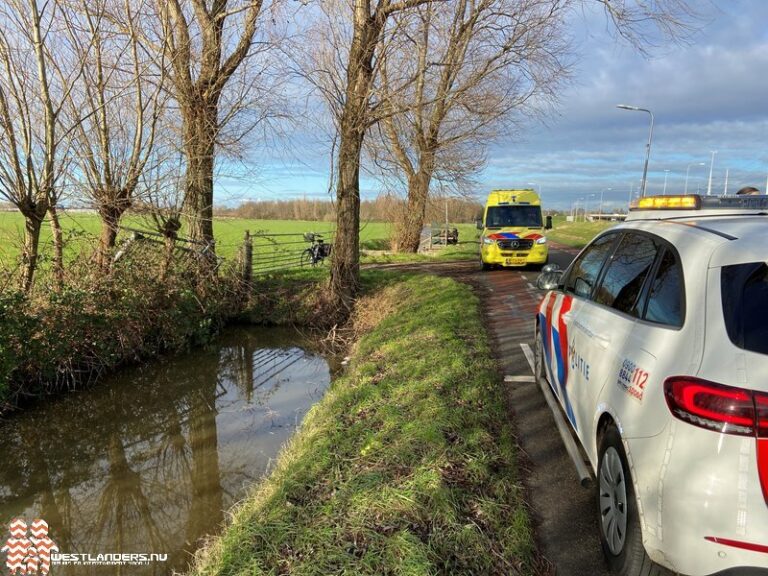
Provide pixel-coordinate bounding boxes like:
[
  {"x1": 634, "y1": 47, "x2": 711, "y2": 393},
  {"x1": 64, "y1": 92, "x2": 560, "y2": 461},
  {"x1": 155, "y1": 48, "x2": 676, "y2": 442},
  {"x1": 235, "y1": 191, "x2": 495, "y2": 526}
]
[{"x1": 594, "y1": 333, "x2": 611, "y2": 349}]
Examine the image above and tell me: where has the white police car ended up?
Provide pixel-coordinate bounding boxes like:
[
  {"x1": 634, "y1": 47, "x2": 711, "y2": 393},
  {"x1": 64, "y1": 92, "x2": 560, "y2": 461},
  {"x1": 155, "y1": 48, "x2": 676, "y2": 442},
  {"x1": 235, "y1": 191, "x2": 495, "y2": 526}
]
[{"x1": 534, "y1": 195, "x2": 768, "y2": 576}]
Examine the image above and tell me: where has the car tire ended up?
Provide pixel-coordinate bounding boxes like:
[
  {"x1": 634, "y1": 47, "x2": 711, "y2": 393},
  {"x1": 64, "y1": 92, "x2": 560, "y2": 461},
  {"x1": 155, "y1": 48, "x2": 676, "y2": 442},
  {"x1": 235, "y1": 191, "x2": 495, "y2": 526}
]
[
  {"x1": 597, "y1": 426, "x2": 670, "y2": 576},
  {"x1": 480, "y1": 260, "x2": 491, "y2": 271}
]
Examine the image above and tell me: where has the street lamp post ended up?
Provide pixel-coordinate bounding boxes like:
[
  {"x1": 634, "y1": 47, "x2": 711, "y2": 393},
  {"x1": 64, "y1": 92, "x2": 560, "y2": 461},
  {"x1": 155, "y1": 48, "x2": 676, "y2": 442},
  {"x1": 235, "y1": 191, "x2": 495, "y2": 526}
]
[
  {"x1": 599, "y1": 187, "x2": 612, "y2": 217},
  {"x1": 663, "y1": 170, "x2": 670, "y2": 195},
  {"x1": 685, "y1": 162, "x2": 706, "y2": 194},
  {"x1": 617, "y1": 104, "x2": 654, "y2": 197},
  {"x1": 707, "y1": 150, "x2": 717, "y2": 196}
]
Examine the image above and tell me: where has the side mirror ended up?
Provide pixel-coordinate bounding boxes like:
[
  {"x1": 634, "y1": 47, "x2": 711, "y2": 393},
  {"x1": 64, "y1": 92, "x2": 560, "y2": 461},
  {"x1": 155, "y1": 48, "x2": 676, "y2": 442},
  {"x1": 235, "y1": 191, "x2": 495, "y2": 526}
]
[
  {"x1": 475, "y1": 218, "x2": 483, "y2": 230},
  {"x1": 545, "y1": 215, "x2": 553, "y2": 230},
  {"x1": 542, "y1": 263, "x2": 561, "y2": 274},
  {"x1": 536, "y1": 270, "x2": 563, "y2": 291}
]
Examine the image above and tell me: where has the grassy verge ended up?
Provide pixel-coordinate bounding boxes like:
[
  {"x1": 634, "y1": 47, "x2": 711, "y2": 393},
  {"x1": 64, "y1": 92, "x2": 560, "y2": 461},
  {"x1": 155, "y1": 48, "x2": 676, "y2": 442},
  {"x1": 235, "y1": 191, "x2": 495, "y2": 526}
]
[
  {"x1": 191, "y1": 272, "x2": 538, "y2": 576},
  {"x1": 361, "y1": 240, "x2": 480, "y2": 265},
  {"x1": 361, "y1": 224, "x2": 481, "y2": 265},
  {"x1": 546, "y1": 218, "x2": 616, "y2": 248}
]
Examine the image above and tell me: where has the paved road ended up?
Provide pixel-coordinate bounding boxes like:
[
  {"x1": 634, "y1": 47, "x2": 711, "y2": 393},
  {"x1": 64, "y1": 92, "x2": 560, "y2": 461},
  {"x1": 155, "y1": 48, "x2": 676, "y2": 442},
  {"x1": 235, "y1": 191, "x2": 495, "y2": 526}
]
[
  {"x1": 373, "y1": 246, "x2": 611, "y2": 576},
  {"x1": 474, "y1": 248, "x2": 611, "y2": 576}
]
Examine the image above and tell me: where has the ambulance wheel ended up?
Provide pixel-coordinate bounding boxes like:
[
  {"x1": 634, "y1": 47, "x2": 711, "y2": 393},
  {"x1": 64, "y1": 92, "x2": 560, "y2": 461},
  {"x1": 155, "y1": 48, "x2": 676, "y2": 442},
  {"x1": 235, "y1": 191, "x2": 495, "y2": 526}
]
[{"x1": 480, "y1": 260, "x2": 492, "y2": 271}]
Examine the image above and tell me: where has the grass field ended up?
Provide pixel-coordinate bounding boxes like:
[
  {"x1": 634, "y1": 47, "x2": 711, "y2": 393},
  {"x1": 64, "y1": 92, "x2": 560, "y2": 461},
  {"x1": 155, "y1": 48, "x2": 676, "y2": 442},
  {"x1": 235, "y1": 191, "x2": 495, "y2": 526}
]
[
  {"x1": 0, "y1": 210, "x2": 609, "y2": 273},
  {"x1": 0, "y1": 212, "x2": 483, "y2": 269},
  {"x1": 191, "y1": 272, "x2": 537, "y2": 575},
  {"x1": 546, "y1": 215, "x2": 617, "y2": 248}
]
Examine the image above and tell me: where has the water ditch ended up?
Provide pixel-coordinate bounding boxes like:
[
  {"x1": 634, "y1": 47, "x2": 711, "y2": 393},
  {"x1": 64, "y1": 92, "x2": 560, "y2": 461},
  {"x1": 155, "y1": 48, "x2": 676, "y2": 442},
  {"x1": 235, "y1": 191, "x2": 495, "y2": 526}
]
[{"x1": 0, "y1": 326, "x2": 336, "y2": 575}]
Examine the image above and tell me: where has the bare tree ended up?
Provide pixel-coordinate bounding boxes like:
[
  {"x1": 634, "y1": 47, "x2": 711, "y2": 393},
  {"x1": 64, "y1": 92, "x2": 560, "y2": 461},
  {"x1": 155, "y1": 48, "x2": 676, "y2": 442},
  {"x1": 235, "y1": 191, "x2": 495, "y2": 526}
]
[
  {"x1": 306, "y1": 0, "x2": 434, "y2": 315},
  {"x1": 373, "y1": 0, "x2": 570, "y2": 252},
  {"x1": 305, "y1": 0, "x2": 697, "y2": 311},
  {"x1": 63, "y1": 0, "x2": 168, "y2": 272},
  {"x1": 0, "y1": 0, "x2": 83, "y2": 291},
  {"x1": 153, "y1": 0, "x2": 282, "y2": 254}
]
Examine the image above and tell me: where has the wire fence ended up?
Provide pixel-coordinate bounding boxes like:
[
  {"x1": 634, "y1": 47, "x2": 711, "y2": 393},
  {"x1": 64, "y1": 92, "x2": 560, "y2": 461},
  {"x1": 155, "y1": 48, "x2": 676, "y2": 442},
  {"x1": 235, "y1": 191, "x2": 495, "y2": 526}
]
[
  {"x1": 110, "y1": 225, "x2": 335, "y2": 283},
  {"x1": 244, "y1": 230, "x2": 335, "y2": 277}
]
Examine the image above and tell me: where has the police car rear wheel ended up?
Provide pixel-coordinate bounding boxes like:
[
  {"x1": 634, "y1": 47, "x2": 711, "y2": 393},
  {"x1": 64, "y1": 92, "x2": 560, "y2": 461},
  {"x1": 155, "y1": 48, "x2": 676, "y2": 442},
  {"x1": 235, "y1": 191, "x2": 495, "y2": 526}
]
[{"x1": 597, "y1": 426, "x2": 668, "y2": 576}]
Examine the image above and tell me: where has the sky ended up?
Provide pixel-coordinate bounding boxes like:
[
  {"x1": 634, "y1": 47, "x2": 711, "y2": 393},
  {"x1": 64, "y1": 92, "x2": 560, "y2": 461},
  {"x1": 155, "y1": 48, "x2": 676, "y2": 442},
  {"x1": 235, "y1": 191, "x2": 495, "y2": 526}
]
[{"x1": 216, "y1": 0, "x2": 768, "y2": 212}]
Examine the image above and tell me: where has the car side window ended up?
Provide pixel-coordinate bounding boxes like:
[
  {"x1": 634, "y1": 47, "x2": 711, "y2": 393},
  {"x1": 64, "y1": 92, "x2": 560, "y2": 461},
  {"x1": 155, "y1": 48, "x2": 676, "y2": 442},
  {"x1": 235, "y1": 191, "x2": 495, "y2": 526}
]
[
  {"x1": 594, "y1": 233, "x2": 659, "y2": 316},
  {"x1": 721, "y1": 262, "x2": 768, "y2": 354},
  {"x1": 563, "y1": 233, "x2": 617, "y2": 299},
  {"x1": 644, "y1": 248, "x2": 684, "y2": 327}
]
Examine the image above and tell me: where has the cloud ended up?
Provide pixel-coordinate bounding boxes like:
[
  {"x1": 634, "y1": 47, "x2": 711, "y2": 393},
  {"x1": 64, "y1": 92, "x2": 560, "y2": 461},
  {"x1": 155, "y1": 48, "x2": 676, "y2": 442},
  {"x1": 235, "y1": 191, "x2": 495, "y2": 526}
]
[
  {"x1": 478, "y1": 0, "x2": 768, "y2": 209},
  {"x1": 217, "y1": 0, "x2": 768, "y2": 211}
]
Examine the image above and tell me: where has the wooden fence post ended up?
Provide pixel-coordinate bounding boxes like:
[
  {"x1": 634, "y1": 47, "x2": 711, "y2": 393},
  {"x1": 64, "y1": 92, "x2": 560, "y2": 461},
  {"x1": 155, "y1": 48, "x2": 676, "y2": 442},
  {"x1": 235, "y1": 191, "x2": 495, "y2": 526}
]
[{"x1": 243, "y1": 230, "x2": 253, "y2": 285}]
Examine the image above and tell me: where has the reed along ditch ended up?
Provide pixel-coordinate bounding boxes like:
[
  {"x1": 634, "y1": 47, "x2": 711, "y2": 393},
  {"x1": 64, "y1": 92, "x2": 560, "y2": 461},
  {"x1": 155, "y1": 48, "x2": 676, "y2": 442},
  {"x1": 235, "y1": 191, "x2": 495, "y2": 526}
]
[{"x1": 0, "y1": 326, "x2": 338, "y2": 575}]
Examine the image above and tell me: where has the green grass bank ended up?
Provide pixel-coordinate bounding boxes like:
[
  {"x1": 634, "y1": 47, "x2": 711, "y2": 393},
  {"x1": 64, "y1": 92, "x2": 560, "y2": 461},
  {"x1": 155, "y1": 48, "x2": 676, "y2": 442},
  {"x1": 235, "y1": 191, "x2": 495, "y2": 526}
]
[
  {"x1": 545, "y1": 216, "x2": 616, "y2": 248},
  {"x1": 190, "y1": 273, "x2": 539, "y2": 576}
]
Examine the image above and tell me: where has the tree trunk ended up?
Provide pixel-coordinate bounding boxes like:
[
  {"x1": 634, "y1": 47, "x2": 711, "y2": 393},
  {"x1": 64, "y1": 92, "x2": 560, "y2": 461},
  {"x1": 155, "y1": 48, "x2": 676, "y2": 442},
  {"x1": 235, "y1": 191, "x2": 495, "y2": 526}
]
[
  {"x1": 185, "y1": 379, "x2": 223, "y2": 548},
  {"x1": 182, "y1": 103, "x2": 217, "y2": 253},
  {"x1": 20, "y1": 208, "x2": 46, "y2": 293},
  {"x1": 48, "y1": 203, "x2": 64, "y2": 289},
  {"x1": 161, "y1": 237, "x2": 176, "y2": 281},
  {"x1": 329, "y1": 7, "x2": 386, "y2": 317},
  {"x1": 330, "y1": 118, "x2": 364, "y2": 316},
  {"x1": 398, "y1": 167, "x2": 433, "y2": 253},
  {"x1": 96, "y1": 202, "x2": 126, "y2": 273}
]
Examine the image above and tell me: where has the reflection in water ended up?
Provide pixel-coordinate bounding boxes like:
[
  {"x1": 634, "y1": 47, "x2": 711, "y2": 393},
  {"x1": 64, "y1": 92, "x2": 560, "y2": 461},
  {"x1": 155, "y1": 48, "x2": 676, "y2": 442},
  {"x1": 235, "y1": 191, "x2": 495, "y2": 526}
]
[{"x1": 0, "y1": 327, "x2": 332, "y2": 575}]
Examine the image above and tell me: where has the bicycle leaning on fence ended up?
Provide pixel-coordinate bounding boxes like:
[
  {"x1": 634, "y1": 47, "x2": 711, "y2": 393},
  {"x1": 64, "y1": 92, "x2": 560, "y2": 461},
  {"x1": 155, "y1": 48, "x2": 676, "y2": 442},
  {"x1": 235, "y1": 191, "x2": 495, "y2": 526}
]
[{"x1": 301, "y1": 233, "x2": 332, "y2": 266}]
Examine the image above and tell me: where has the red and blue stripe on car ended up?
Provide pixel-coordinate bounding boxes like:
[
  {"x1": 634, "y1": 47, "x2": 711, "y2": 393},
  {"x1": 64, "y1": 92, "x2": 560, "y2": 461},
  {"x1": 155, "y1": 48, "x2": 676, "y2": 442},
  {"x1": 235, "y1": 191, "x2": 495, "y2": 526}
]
[{"x1": 538, "y1": 293, "x2": 577, "y2": 429}]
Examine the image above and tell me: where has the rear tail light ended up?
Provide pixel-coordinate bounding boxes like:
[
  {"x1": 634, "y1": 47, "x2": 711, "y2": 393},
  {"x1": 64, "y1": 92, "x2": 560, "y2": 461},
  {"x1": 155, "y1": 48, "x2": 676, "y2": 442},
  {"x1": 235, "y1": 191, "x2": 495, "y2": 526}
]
[
  {"x1": 757, "y1": 393, "x2": 768, "y2": 437},
  {"x1": 664, "y1": 377, "x2": 758, "y2": 436},
  {"x1": 759, "y1": 440, "x2": 768, "y2": 507},
  {"x1": 664, "y1": 377, "x2": 768, "y2": 504},
  {"x1": 758, "y1": 393, "x2": 768, "y2": 505}
]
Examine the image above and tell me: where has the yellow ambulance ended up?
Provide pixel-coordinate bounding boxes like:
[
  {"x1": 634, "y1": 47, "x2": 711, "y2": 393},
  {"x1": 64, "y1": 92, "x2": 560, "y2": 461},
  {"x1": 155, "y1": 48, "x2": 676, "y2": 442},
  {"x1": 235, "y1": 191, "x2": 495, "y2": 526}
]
[{"x1": 478, "y1": 188, "x2": 550, "y2": 270}]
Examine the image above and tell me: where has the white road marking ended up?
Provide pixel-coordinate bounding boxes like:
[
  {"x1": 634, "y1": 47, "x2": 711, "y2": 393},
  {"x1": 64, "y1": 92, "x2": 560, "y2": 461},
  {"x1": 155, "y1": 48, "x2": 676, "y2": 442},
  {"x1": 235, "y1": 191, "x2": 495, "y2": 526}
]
[
  {"x1": 504, "y1": 375, "x2": 536, "y2": 383},
  {"x1": 527, "y1": 283, "x2": 536, "y2": 291},
  {"x1": 520, "y1": 342, "x2": 535, "y2": 374}
]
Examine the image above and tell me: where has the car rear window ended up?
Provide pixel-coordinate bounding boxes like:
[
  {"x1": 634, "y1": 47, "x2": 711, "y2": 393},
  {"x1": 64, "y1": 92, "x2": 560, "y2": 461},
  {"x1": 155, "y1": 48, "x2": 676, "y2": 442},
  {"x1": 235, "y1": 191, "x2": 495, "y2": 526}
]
[
  {"x1": 721, "y1": 262, "x2": 768, "y2": 355},
  {"x1": 644, "y1": 248, "x2": 684, "y2": 327}
]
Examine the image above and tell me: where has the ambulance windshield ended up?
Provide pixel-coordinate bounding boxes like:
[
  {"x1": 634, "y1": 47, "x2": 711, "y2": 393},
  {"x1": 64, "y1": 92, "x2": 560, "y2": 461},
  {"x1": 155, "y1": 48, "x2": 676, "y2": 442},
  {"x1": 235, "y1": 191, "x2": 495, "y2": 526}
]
[{"x1": 485, "y1": 205, "x2": 542, "y2": 228}]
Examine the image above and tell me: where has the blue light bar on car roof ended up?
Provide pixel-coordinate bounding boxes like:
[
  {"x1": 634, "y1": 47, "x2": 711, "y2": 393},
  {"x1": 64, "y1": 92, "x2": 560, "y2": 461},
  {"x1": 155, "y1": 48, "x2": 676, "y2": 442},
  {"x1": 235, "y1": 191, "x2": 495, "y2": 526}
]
[{"x1": 699, "y1": 195, "x2": 768, "y2": 210}]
